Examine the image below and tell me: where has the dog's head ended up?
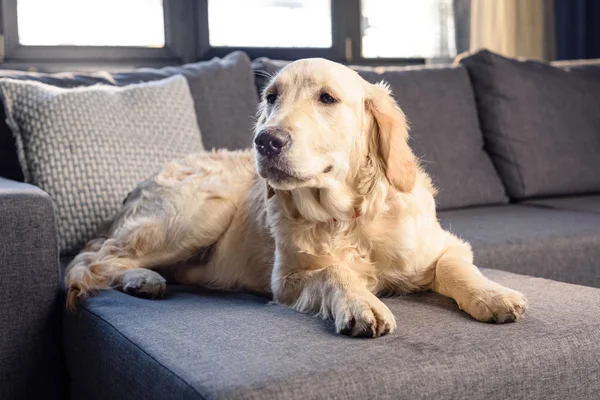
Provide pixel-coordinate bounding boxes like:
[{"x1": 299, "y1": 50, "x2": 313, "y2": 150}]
[{"x1": 254, "y1": 58, "x2": 416, "y2": 195}]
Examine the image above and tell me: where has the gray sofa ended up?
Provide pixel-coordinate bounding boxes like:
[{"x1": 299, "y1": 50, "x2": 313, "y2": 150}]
[{"x1": 1, "y1": 50, "x2": 600, "y2": 399}]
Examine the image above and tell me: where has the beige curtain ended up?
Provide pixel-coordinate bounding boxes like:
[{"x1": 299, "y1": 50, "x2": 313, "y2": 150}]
[{"x1": 470, "y1": 0, "x2": 555, "y2": 60}]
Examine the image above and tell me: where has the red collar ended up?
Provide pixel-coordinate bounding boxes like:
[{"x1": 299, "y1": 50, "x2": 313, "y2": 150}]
[{"x1": 333, "y1": 208, "x2": 361, "y2": 222}]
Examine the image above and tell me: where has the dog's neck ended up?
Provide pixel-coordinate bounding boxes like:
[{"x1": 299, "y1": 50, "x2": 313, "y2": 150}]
[
  {"x1": 267, "y1": 175, "x2": 388, "y2": 225},
  {"x1": 269, "y1": 186, "x2": 352, "y2": 223}
]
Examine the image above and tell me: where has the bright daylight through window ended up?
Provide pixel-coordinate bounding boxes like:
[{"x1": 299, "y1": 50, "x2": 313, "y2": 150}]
[
  {"x1": 362, "y1": 0, "x2": 456, "y2": 58},
  {"x1": 208, "y1": 0, "x2": 332, "y2": 48},
  {"x1": 17, "y1": 0, "x2": 165, "y2": 47}
]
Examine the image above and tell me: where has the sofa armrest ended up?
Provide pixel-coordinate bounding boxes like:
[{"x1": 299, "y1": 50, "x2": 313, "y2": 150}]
[{"x1": 0, "y1": 178, "x2": 64, "y2": 399}]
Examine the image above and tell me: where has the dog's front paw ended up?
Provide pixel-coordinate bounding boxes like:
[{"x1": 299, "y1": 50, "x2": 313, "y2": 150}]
[
  {"x1": 460, "y1": 283, "x2": 528, "y2": 323},
  {"x1": 335, "y1": 292, "x2": 396, "y2": 338},
  {"x1": 120, "y1": 268, "x2": 167, "y2": 299}
]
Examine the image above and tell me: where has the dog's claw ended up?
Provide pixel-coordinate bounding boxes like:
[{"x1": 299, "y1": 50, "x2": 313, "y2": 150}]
[{"x1": 335, "y1": 293, "x2": 396, "y2": 338}]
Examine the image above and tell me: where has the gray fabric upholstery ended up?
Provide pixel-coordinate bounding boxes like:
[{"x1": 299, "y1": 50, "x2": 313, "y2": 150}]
[
  {"x1": 0, "y1": 76, "x2": 204, "y2": 255},
  {"x1": 0, "y1": 178, "x2": 63, "y2": 399},
  {"x1": 460, "y1": 50, "x2": 600, "y2": 200},
  {"x1": 356, "y1": 65, "x2": 508, "y2": 209},
  {"x1": 112, "y1": 52, "x2": 258, "y2": 151},
  {"x1": 524, "y1": 195, "x2": 600, "y2": 214},
  {"x1": 252, "y1": 58, "x2": 508, "y2": 210},
  {"x1": 0, "y1": 51, "x2": 259, "y2": 181},
  {"x1": 439, "y1": 205, "x2": 600, "y2": 286},
  {"x1": 64, "y1": 269, "x2": 600, "y2": 400}
]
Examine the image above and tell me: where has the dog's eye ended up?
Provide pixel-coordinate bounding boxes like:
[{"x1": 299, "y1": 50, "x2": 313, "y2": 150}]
[
  {"x1": 266, "y1": 93, "x2": 278, "y2": 105},
  {"x1": 319, "y1": 92, "x2": 337, "y2": 105}
]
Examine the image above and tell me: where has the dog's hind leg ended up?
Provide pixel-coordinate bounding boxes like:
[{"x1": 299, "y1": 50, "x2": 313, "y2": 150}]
[{"x1": 65, "y1": 181, "x2": 238, "y2": 310}]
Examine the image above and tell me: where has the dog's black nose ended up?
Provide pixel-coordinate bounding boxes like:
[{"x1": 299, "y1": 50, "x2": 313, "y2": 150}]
[{"x1": 254, "y1": 127, "x2": 290, "y2": 158}]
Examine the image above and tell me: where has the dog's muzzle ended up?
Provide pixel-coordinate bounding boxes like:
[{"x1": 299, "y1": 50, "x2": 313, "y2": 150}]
[{"x1": 254, "y1": 126, "x2": 291, "y2": 160}]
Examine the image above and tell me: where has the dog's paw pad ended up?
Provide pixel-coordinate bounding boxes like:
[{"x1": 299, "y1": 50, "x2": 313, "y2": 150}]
[{"x1": 121, "y1": 268, "x2": 167, "y2": 299}]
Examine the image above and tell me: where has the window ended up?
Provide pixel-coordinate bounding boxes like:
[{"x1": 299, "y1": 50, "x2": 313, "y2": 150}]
[
  {"x1": 17, "y1": 0, "x2": 165, "y2": 47},
  {"x1": 198, "y1": 0, "x2": 343, "y2": 61},
  {"x1": 200, "y1": 0, "x2": 455, "y2": 63},
  {"x1": 208, "y1": 0, "x2": 332, "y2": 48},
  {"x1": 1, "y1": 0, "x2": 195, "y2": 69},
  {"x1": 1, "y1": 0, "x2": 458, "y2": 68},
  {"x1": 361, "y1": 0, "x2": 456, "y2": 58}
]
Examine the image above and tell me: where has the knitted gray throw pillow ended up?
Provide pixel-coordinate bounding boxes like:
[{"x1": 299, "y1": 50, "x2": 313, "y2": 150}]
[{"x1": 0, "y1": 75, "x2": 204, "y2": 255}]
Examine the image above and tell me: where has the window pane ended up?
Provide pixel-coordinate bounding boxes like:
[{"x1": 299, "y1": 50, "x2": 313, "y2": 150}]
[
  {"x1": 208, "y1": 0, "x2": 332, "y2": 48},
  {"x1": 17, "y1": 0, "x2": 165, "y2": 47},
  {"x1": 361, "y1": 0, "x2": 456, "y2": 58}
]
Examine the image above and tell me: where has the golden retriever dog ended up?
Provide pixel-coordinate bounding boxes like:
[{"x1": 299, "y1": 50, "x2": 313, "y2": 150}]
[{"x1": 65, "y1": 58, "x2": 527, "y2": 337}]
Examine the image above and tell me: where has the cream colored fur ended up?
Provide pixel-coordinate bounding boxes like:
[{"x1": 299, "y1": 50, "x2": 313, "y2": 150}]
[{"x1": 65, "y1": 58, "x2": 527, "y2": 337}]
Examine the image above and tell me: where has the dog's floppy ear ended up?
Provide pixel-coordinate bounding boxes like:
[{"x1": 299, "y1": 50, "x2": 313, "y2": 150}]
[{"x1": 366, "y1": 81, "x2": 417, "y2": 193}]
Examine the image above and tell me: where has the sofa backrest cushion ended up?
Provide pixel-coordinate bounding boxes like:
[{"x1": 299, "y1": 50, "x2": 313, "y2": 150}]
[
  {"x1": 460, "y1": 50, "x2": 600, "y2": 200},
  {"x1": 0, "y1": 51, "x2": 258, "y2": 181},
  {"x1": 253, "y1": 58, "x2": 508, "y2": 210},
  {"x1": 111, "y1": 52, "x2": 258, "y2": 151}
]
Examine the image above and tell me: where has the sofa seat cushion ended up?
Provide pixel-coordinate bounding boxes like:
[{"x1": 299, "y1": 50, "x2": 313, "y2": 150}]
[
  {"x1": 460, "y1": 50, "x2": 600, "y2": 200},
  {"x1": 439, "y1": 205, "x2": 600, "y2": 286},
  {"x1": 252, "y1": 58, "x2": 508, "y2": 210},
  {"x1": 64, "y1": 269, "x2": 600, "y2": 400},
  {"x1": 523, "y1": 195, "x2": 600, "y2": 214}
]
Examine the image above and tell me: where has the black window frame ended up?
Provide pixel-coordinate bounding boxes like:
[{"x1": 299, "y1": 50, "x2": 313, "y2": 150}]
[
  {"x1": 1, "y1": 0, "x2": 196, "y2": 69},
  {"x1": 0, "y1": 0, "x2": 428, "y2": 70}
]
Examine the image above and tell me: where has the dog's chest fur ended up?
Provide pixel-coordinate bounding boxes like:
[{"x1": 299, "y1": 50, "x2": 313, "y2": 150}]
[{"x1": 268, "y1": 187, "x2": 441, "y2": 294}]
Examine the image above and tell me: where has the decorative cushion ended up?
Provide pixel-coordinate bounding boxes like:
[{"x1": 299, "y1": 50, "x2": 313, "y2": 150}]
[
  {"x1": 460, "y1": 50, "x2": 600, "y2": 199},
  {"x1": 252, "y1": 59, "x2": 508, "y2": 210},
  {"x1": 0, "y1": 70, "x2": 118, "y2": 182},
  {"x1": 0, "y1": 51, "x2": 258, "y2": 181},
  {"x1": 0, "y1": 75, "x2": 204, "y2": 255}
]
